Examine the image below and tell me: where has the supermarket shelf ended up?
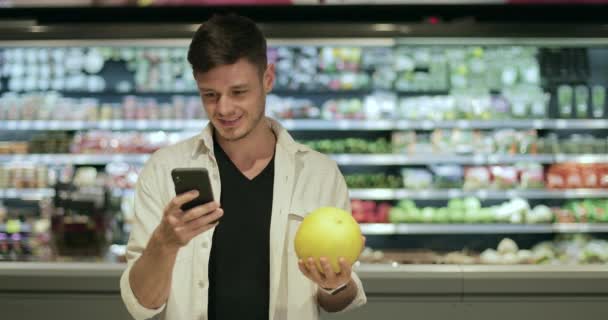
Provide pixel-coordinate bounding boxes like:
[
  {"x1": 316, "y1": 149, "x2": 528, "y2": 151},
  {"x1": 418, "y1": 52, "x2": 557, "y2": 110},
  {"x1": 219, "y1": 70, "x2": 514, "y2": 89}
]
[
  {"x1": 1, "y1": 119, "x2": 607, "y2": 131},
  {"x1": 486, "y1": 154, "x2": 557, "y2": 164},
  {"x1": 332, "y1": 154, "x2": 607, "y2": 165},
  {"x1": 0, "y1": 154, "x2": 150, "y2": 164},
  {"x1": 360, "y1": 223, "x2": 608, "y2": 235},
  {"x1": 0, "y1": 188, "x2": 55, "y2": 200},
  {"x1": 281, "y1": 119, "x2": 395, "y2": 131},
  {"x1": 0, "y1": 224, "x2": 32, "y2": 233},
  {"x1": 331, "y1": 154, "x2": 487, "y2": 165},
  {"x1": 0, "y1": 153, "x2": 604, "y2": 166},
  {"x1": 553, "y1": 154, "x2": 608, "y2": 164},
  {"x1": 0, "y1": 120, "x2": 207, "y2": 131},
  {"x1": 349, "y1": 188, "x2": 608, "y2": 200}
]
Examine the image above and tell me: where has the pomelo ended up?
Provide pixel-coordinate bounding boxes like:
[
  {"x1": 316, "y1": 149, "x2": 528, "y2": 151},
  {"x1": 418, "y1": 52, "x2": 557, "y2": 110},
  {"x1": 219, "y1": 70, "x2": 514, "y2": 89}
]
[{"x1": 294, "y1": 207, "x2": 363, "y2": 273}]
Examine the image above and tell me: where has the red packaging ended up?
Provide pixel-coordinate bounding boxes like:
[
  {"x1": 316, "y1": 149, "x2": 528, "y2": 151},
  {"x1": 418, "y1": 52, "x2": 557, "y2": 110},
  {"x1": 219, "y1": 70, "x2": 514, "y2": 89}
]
[
  {"x1": 546, "y1": 164, "x2": 566, "y2": 189},
  {"x1": 580, "y1": 165, "x2": 599, "y2": 188},
  {"x1": 564, "y1": 164, "x2": 583, "y2": 189}
]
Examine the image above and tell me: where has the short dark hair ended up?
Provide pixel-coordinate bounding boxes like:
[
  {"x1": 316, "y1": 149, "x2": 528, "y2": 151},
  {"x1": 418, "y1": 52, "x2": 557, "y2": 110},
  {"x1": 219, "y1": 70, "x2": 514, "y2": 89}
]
[{"x1": 187, "y1": 14, "x2": 268, "y2": 75}]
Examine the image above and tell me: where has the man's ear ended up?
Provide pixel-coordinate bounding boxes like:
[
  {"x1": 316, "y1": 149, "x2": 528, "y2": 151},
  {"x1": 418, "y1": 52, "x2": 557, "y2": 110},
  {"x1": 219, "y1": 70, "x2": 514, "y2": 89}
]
[{"x1": 263, "y1": 64, "x2": 275, "y2": 94}]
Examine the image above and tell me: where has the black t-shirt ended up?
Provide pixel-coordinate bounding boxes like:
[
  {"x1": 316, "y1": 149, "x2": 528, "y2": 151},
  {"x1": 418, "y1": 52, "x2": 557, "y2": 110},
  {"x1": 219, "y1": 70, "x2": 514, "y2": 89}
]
[{"x1": 208, "y1": 138, "x2": 275, "y2": 320}]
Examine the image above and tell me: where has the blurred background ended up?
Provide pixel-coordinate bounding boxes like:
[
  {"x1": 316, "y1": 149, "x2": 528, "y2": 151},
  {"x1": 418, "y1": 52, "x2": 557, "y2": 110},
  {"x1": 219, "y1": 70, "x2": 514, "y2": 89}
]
[{"x1": 0, "y1": 1, "x2": 606, "y2": 320}]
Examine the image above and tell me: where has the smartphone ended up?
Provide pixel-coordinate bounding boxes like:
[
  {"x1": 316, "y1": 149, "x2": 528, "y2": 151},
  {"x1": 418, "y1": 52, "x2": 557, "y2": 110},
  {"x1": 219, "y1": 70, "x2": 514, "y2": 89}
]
[{"x1": 171, "y1": 168, "x2": 215, "y2": 212}]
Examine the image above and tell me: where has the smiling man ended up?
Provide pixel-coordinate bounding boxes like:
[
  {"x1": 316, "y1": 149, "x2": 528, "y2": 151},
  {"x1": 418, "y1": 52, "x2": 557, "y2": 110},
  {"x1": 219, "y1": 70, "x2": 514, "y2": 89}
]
[{"x1": 119, "y1": 13, "x2": 366, "y2": 320}]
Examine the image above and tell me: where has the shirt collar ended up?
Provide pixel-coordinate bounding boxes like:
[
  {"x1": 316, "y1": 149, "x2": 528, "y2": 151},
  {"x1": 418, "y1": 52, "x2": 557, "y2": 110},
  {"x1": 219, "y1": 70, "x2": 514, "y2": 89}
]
[{"x1": 191, "y1": 117, "x2": 307, "y2": 158}]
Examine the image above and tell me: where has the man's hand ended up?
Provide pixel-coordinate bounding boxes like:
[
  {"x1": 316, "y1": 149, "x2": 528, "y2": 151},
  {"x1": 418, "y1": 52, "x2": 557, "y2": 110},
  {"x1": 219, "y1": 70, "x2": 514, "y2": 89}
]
[
  {"x1": 297, "y1": 236, "x2": 366, "y2": 290},
  {"x1": 297, "y1": 236, "x2": 366, "y2": 312},
  {"x1": 154, "y1": 190, "x2": 224, "y2": 252}
]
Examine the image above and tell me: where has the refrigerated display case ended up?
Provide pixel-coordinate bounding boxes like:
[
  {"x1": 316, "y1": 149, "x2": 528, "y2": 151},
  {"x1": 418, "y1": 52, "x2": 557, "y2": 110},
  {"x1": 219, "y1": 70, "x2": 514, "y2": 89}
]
[{"x1": 0, "y1": 7, "x2": 607, "y2": 320}]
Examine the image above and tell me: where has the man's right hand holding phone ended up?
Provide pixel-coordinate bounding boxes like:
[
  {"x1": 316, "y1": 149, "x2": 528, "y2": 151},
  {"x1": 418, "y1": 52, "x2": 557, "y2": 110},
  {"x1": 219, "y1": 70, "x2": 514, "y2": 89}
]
[
  {"x1": 154, "y1": 190, "x2": 223, "y2": 253},
  {"x1": 129, "y1": 191, "x2": 222, "y2": 309}
]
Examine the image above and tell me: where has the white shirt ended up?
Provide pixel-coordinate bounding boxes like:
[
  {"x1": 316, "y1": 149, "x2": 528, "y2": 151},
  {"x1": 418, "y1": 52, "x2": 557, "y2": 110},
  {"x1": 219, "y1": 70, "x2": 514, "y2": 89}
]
[{"x1": 120, "y1": 118, "x2": 367, "y2": 320}]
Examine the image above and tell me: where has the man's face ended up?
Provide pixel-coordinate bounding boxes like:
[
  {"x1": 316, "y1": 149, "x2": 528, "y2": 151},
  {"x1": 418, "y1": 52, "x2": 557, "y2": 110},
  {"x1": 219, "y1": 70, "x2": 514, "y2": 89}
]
[{"x1": 194, "y1": 58, "x2": 274, "y2": 142}]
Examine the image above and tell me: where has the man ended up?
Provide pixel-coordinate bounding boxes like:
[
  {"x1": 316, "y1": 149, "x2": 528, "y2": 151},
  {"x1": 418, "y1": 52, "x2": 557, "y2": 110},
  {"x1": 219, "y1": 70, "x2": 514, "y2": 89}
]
[{"x1": 120, "y1": 13, "x2": 366, "y2": 320}]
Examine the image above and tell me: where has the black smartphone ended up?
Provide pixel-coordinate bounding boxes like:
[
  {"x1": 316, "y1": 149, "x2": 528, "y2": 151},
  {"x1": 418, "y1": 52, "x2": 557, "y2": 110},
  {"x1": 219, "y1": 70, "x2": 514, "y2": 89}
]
[{"x1": 171, "y1": 168, "x2": 215, "y2": 212}]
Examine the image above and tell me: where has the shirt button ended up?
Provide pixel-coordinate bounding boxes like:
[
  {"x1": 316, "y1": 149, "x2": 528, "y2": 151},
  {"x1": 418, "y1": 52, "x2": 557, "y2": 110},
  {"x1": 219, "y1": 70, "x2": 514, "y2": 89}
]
[
  {"x1": 198, "y1": 280, "x2": 206, "y2": 288},
  {"x1": 201, "y1": 241, "x2": 209, "y2": 249}
]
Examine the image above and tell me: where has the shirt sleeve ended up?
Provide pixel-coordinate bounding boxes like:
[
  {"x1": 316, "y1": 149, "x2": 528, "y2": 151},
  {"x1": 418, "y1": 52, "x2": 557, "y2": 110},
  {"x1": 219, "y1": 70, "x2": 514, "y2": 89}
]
[
  {"x1": 120, "y1": 160, "x2": 167, "y2": 320},
  {"x1": 330, "y1": 163, "x2": 368, "y2": 312}
]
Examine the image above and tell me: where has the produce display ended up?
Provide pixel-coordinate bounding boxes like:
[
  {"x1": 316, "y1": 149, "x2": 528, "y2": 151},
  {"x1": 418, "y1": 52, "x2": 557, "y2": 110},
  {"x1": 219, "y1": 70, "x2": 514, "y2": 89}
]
[
  {"x1": 481, "y1": 235, "x2": 608, "y2": 265},
  {"x1": 394, "y1": 129, "x2": 607, "y2": 156},
  {"x1": 547, "y1": 163, "x2": 608, "y2": 189},
  {"x1": 1, "y1": 41, "x2": 607, "y2": 266},
  {"x1": 301, "y1": 138, "x2": 392, "y2": 154},
  {"x1": 0, "y1": 47, "x2": 195, "y2": 93},
  {"x1": 356, "y1": 198, "x2": 608, "y2": 224},
  {"x1": 0, "y1": 165, "x2": 49, "y2": 189},
  {"x1": 0, "y1": 93, "x2": 205, "y2": 121},
  {"x1": 351, "y1": 200, "x2": 392, "y2": 223},
  {"x1": 345, "y1": 174, "x2": 402, "y2": 189},
  {"x1": 359, "y1": 235, "x2": 608, "y2": 265},
  {"x1": 70, "y1": 131, "x2": 190, "y2": 154}
]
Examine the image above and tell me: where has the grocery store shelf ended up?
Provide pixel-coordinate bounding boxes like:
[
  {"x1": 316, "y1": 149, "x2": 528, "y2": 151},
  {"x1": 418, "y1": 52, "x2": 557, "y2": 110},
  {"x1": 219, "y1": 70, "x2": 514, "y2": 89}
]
[
  {"x1": 0, "y1": 153, "x2": 603, "y2": 166},
  {"x1": 0, "y1": 120, "x2": 207, "y2": 131},
  {"x1": 0, "y1": 154, "x2": 150, "y2": 164},
  {"x1": 360, "y1": 223, "x2": 608, "y2": 235},
  {"x1": 1, "y1": 119, "x2": 607, "y2": 131},
  {"x1": 349, "y1": 188, "x2": 608, "y2": 200},
  {"x1": 332, "y1": 154, "x2": 607, "y2": 165},
  {"x1": 0, "y1": 223, "x2": 32, "y2": 233},
  {"x1": 281, "y1": 119, "x2": 608, "y2": 131},
  {"x1": 0, "y1": 188, "x2": 55, "y2": 200},
  {"x1": 553, "y1": 154, "x2": 608, "y2": 164},
  {"x1": 331, "y1": 154, "x2": 486, "y2": 165},
  {"x1": 486, "y1": 154, "x2": 557, "y2": 164},
  {"x1": 280, "y1": 119, "x2": 395, "y2": 131}
]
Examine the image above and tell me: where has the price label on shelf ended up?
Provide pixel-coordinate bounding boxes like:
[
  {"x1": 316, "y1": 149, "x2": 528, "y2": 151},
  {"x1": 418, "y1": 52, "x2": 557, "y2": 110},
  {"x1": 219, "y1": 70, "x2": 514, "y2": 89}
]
[
  {"x1": 476, "y1": 190, "x2": 489, "y2": 199},
  {"x1": 474, "y1": 154, "x2": 486, "y2": 164},
  {"x1": 421, "y1": 120, "x2": 434, "y2": 130},
  {"x1": 447, "y1": 189, "x2": 461, "y2": 198},
  {"x1": 506, "y1": 190, "x2": 517, "y2": 198},
  {"x1": 457, "y1": 120, "x2": 470, "y2": 129},
  {"x1": 98, "y1": 120, "x2": 111, "y2": 129}
]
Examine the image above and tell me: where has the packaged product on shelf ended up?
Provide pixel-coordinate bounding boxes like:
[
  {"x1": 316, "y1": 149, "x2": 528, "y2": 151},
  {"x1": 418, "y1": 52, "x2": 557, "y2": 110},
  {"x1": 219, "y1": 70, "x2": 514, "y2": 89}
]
[
  {"x1": 527, "y1": 205, "x2": 553, "y2": 224},
  {"x1": 363, "y1": 93, "x2": 397, "y2": 119},
  {"x1": 546, "y1": 164, "x2": 566, "y2": 189},
  {"x1": 574, "y1": 84, "x2": 590, "y2": 118},
  {"x1": 266, "y1": 95, "x2": 319, "y2": 119},
  {"x1": 430, "y1": 165, "x2": 463, "y2": 189},
  {"x1": 564, "y1": 164, "x2": 584, "y2": 189},
  {"x1": 401, "y1": 169, "x2": 433, "y2": 190},
  {"x1": 0, "y1": 141, "x2": 28, "y2": 154},
  {"x1": 321, "y1": 98, "x2": 365, "y2": 119},
  {"x1": 490, "y1": 166, "x2": 519, "y2": 189},
  {"x1": 557, "y1": 84, "x2": 574, "y2": 118},
  {"x1": 0, "y1": 167, "x2": 8, "y2": 188},
  {"x1": 371, "y1": 67, "x2": 396, "y2": 90},
  {"x1": 391, "y1": 131, "x2": 416, "y2": 154},
  {"x1": 463, "y1": 166, "x2": 491, "y2": 190},
  {"x1": 517, "y1": 162, "x2": 545, "y2": 189},
  {"x1": 591, "y1": 84, "x2": 606, "y2": 118},
  {"x1": 318, "y1": 47, "x2": 361, "y2": 72},
  {"x1": 106, "y1": 162, "x2": 141, "y2": 190}
]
